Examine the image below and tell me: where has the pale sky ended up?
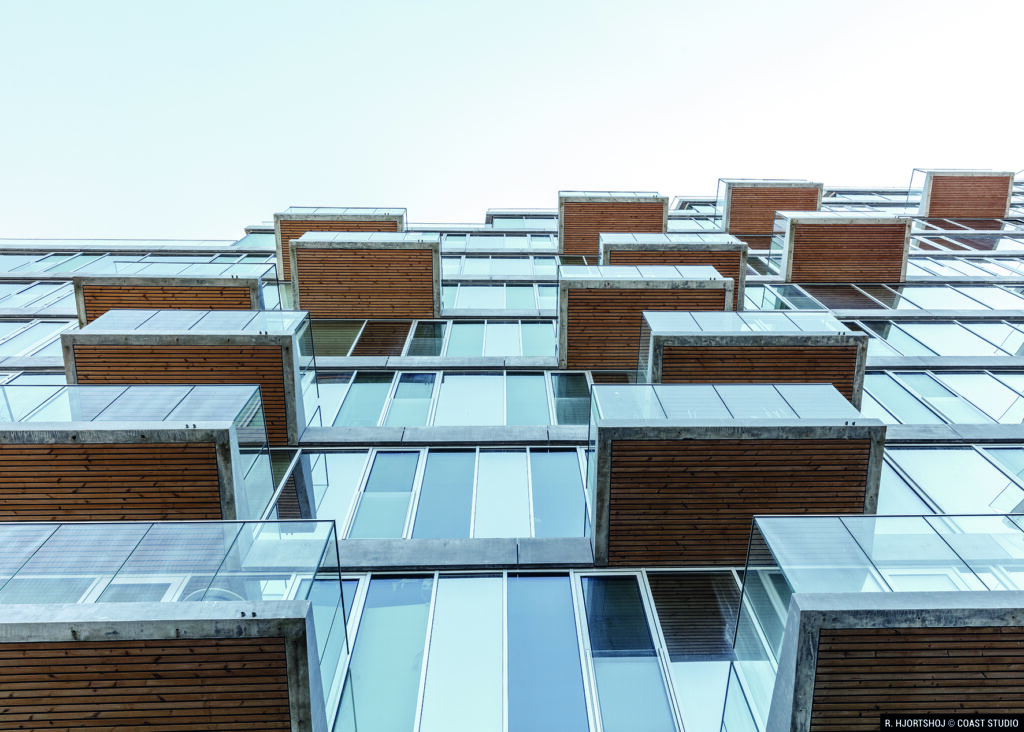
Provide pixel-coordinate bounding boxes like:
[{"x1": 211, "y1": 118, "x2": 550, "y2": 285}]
[{"x1": 0, "y1": 0, "x2": 1021, "y2": 239}]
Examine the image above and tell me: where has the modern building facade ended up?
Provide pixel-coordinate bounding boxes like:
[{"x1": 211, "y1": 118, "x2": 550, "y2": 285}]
[{"x1": 0, "y1": 168, "x2": 1022, "y2": 731}]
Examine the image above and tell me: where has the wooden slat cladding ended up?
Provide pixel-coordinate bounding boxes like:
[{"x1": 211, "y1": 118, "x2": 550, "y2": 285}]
[
  {"x1": 295, "y1": 249, "x2": 435, "y2": 319},
  {"x1": 0, "y1": 637, "x2": 290, "y2": 731},
  {"x1": 279, "y1": 218, "x2": 399, "y2": 282},
  {"x1": 566, "y1": 289, "x2": 729, "y2": 370},
  {"x1": 790, "y1": 223, "x2": 907, "y2": 283},
  {"x1": 0, "y1": 443, "x2": 222, "y2": 521},
  {"x1": 926, "y1": 175, "x2": 1013, "y2": 218},
  {"x1": 608, "y1": 249, "x2": 744, "y2": 308},
  {"x1": 607, "y1": 438, "x2": 870, "y2": 566},
  {"x1": 728, "y1": 187, "x2": 820, "y2": 240},
  {"x1": 72, "y1": 345, "x2": 288, "y2": 445},
  {"x1": 562, "y1": 202, "x2": 664, "y2": 258},
  {"x1": 810, "y1": 626, "x2": 1024, "y2": 731},
  {"x1": 81, "y1": 285, "x2": 253, "y2": 324},
  {"x1": 661, "y1": 346, "x2": 859, "y2": 401}
]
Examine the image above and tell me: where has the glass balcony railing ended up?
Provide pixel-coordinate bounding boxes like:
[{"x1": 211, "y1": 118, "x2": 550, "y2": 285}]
[
  {"x1": 0, "y1": 519, "x2": 346, "y2": 710},
  {"x1": 732, "y1": 513, "x2": 1024, "y2": 730}
]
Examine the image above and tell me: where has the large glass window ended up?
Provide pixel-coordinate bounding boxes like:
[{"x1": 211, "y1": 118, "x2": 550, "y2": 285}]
[{"x1": 348, "y1": 452, "x2": 419, "y2": 538}]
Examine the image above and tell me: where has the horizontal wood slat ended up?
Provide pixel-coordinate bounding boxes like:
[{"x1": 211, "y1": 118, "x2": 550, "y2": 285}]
[
  {"x1": 566, "y1": 289, "x2": 729, "y2": 370},
  {"x1": 810, "y1": 627, "x2": 1024, "y2": 731},
  {"x1": 790, "y1": 223, "x2": 907, "y2": 283},
  {"x1": 927, "y1": 175, "x2": 1012, "y2": 218},
  {"x1": 72, "y1": 345, "x2": 288, "y2": 445},
  {"x1": 661, "y1": 346, "x2": 859, "y2": 400},
  {"x1": 279, "y1": 219, "x2": 399, "y2": 282},
  {"x1": 295, "y1": 249, "x2": 434, "y2": 318},
  {"x1": 0, "y1": 637, "x2": 290, "y2": 730},
  {"x1": 81, "y1": 286, "x2": 253, "y2": 325},
  {"x1": 647, "y1": 572, "x2": 740, "y2": 660},
  {"x1": 0, "y1": 443, "x2": 221, "y2": 521},
  {"x1": 728, "y1": 187, "x2": 820, "y2": 240},
  {"x1": 562, "y1": 202, "x2": 664, "y2": 258},
  {"x1": 607, "y1": 249, "x2": 743, "y2": 308},
  {"x1": 608, "y1": 439, "x2": 870, "y2": 566}
]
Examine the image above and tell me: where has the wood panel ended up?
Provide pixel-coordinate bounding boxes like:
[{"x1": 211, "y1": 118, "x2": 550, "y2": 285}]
[
  {"x1": 81, "y1": 285, "x2": 253, "y2": 324},
  {"x1": 562, "y1": 202, "x2": 664, "y2": 258},
  {"x1": 0, "y1": 443, "x2": 222, "y2": 521},
  {"x1": 607, "y1": 249, "x2": 743, "y2": 308},
  {"x1": 661, "y1": 346, "x2": 859, "y2": 401},
  {"x1": 0, "y1": 637, "x2": 291, "y2": 730},
  {"x1": 566, "y1": 289, "x2": 729, "y2": 370},
  {"x1": 279, "y1": 218, "x2": 399, "y2": 282},
  {"x1": 810, "y1": 626, "x2": 1024, "y2": 731},
  {"x1": 608, "y1": 438, "x2": 870, "y2": 566},
  {"x1": 72, "y1": 345, "x2": 288, "y2": 445},
  {"x1": 927, "y1": 175, "x2": 1013, "y2": 218},
  {"x1": 790, "y1": 223, "x2": 907, "y2": 283},
  {"x1": 295, "y1": 249, "x2": 434, "y2": 319},
  {"x1": 728, "y1": 187, "x2": 820, "y2": 241}
]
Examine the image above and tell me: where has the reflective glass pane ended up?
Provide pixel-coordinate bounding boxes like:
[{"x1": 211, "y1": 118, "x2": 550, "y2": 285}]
[
  {"x1": 900, "y1": 322, "x2": 1005, "y2": 357},
  {"x1": 313, "y1": 452, "x2": 369, "y2": 526},
  {"x1": 483, "y1": 322, "x2": 520, "y2": 357},
  {"x1": 506, "y1": 373, "x2": 548, "y2": 425},
  {"x1": 419, "y1": 576, "x2": 503, "y2": 732},
  {"x1": 508, "y1": 575, "x2": 589, "y2": 732},
  {"x1": 348, "y1": 452, "x2": 419, "y2": 538},
  {"x1": 897, "y1": 373, "x2": 992, "y2": 423},
  {"x1": 445, "y1": 322, "x2": 484, "y2": 357},
  {"x1": 552, "y1": 373, "x2": 590, "y2": 425},
  {"x1": 406, "y1": 322, "x2": 446, "y2": 356},
  {"x1": 889, "y1": 447, "x2": 1024, "y2": 514},
  {"x1": 864, "y1": 373, "x2": 942, "y2": 424},
  {"x1": 934, "y1": 373, "x2": 1024, "y2": 423},
  {"x1": 475, "y1": 450, "x2": 531, "y2": 537},
  {"x1": 521, "y1": 321, "x2": 556, "y2": 357},
  {"x1": 412, "y1": 451, "x2": 474, "y2": 539},
  {"x1": 434, "y1": 373, "x2": 503, "y2": 426},
  {"x1": 531, "y1": 450, "x2": 585, "y2": 538},
  {"x1": 506, "y1": 285, "x2": 536, "y2": 309},
  {"x1": 582, "y1": 576, "x2": 676, "y2": 732},
  {"x1": 383, "y1": 373, "x2": 435, "y2": 427},
  {"x1": 334, "y1": 577, "x2": 433, "y2": 732},
  {"x1": 333, "y1": 372, "x2": 393, "y2": 427}
]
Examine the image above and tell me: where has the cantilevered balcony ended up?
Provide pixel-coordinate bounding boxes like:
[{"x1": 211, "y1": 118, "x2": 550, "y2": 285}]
[
  {"x1": 558, "y1": 264, "x2": 733, "y2": 370},
  {"x1": 558, "y1": 191, "x2": 668, "y2": 259},
  {"x1": 637, "y1": 311, "x2": 868, "y2": 406},
  {"x1": 291, "y1": 232, "x2": 441, "y2": 319},
  {"x1": 732, "y1": 514, "x2": 1024, "y2": 732},
  {"x1": 773, "y1": 211, "x2": 911, "y2": 283},
  {"x1": 598, "y1": 233, "x2": 748, "y2": 309},
  {"x1": 72, "y1": 257, "x2": 276, "y2": 325},
  {"x1": 274, "y1": 206, "x2": 406, "y2": 285},
  {"x1": 0, "y1": 383, "x2": 273, "y2": 520},
  {"x1": 62, "y1": 309, "x2": 315, "y2": 445},
  {"x1": 716, "y1": 179, "x2": 822, "y2": 245},
  {"x1": 0, "y1": 519, "x2": 343, "y2": 732},
  {"x1": 587, "y1": 383, "x2": 885, "y2": 567},
  {"x1": 916, "y1": 169, "x2": 1015, "y2": 219}
]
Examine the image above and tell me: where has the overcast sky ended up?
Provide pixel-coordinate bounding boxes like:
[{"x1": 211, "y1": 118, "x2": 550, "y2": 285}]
[{"x1": 0, "y1": 0, "x2": 1020, "y2": 239}]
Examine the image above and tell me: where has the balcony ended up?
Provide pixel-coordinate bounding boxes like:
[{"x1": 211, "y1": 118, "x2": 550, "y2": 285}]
[
  {"x1": 587, "y1": 383, "x2": 885, "y2": 566},
  {"x1": 61, "y1": 309, "x2": 315, "y2": 445},
  {"x1": 291, "y1": 232, "x2": 441, "y2": 319},
  {"x1": 557, "y1": 191, "x2": 667, "y2": 259},
  {"x1": 0, "y1": 519, "x2": 343, "y2": 731},
  {"x1": 0, "y1": 383, "x2": 273, "y2": 520},
  {"x1": 558, "y1": 264, "x2": 733, "y2": 370},
  {"x1": 716, "y1": 179, "x2": 822, "y2": 244},
  {"x1": 598, "y1": 232, "x2": 748, "y2": 309},
  {"x1": 274, "y1": 206, "x2": 406, "y2": 284},
  {"x1": 637, "y1": 311, "x2": 868, "y2": 406}
]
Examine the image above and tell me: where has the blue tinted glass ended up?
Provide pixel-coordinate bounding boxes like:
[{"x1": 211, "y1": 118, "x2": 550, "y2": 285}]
[
  {"x1": 506, "y1": 373, "x2": 548, "y2": 425},
  {"x1": 348, "y1": 452, "x2": 419, "y2": 538},
  {"x1": 334, "y1": 577, "x2": 433, "y2": 732},
  {"x1": 530, "y1": 451, "x2": 585, "y2": 538},
  {"x1": 412, "y1": 452, "x2": 475, "y2": 538},
  {"x1": 334, "y1": 372, "x2": 393, "y2": 427},
  {"x1": 508, "y1": 576, "x2": 589, "y2": 732},
  {"x1": 384, "y1": 373, "x2": 435, "y2": 426},
  {"x1": 446, "y1": 322, "x2": 484, "y2": 357},
  {"x1": 582, "y1": 576, "x2": 677, "y2": 732}
]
